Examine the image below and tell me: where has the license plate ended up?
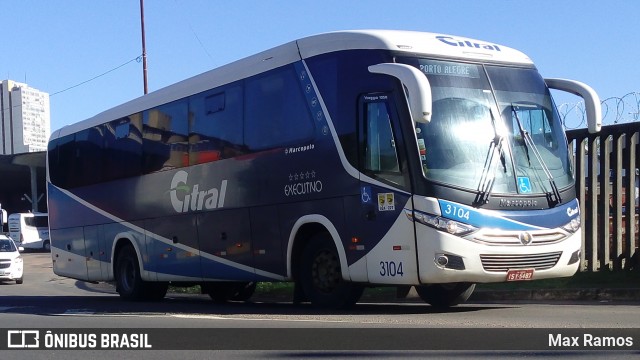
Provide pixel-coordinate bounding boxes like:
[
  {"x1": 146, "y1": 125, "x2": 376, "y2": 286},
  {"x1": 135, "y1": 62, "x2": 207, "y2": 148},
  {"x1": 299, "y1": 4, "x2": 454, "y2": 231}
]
[{"x1": 506, "y1": 269, "x2": 534, "y2": 281}]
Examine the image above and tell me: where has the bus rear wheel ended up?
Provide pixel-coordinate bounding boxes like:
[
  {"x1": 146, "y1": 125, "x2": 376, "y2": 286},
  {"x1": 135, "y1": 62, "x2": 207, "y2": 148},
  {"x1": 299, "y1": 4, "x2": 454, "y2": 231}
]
[
  {"x1": 415, "y1": 282, "x2": 475, "y2": 308},
  {"x1": 299, "y1": 233, "x2": 363, "y2": 309},
  {"x1": 115, "y1": 244, "x2": 167, "y2": 301}
]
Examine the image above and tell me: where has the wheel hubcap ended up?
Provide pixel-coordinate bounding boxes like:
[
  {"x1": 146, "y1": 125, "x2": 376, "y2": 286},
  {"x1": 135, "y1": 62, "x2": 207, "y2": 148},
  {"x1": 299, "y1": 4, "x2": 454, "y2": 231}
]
[{"x1": 311, "y1": 249, "x2": 340, "y2": 293}]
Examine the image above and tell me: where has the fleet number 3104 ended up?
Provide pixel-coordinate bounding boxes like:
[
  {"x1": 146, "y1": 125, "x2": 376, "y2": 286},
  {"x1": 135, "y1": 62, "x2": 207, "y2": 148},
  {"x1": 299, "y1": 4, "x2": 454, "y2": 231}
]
[
  {"x1": 443, "y1": 204, "x2": 470, "y2": 220},
  {"x1": 380, "y1": 261, "x2": 404, "y2": 277}
]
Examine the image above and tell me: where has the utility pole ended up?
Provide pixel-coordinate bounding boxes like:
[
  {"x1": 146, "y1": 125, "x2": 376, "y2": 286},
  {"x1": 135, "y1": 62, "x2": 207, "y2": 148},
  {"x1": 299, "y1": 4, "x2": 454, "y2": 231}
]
[{"x1": 140, "y1": 0, "x2": 149, "y2": 94}]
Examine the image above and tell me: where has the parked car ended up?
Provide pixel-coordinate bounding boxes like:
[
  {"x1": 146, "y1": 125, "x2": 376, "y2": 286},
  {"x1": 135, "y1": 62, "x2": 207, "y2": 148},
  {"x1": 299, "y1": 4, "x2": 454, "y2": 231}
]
[{"x1": 0, "y1": 235, "x2": 24, "y2": 284}]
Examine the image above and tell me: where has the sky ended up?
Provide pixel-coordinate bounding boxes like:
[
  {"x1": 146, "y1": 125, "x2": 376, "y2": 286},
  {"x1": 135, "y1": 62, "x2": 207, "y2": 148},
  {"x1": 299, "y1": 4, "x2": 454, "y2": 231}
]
[{"x1": 2, "y1": 0, "x2": 639, "y2": 132}]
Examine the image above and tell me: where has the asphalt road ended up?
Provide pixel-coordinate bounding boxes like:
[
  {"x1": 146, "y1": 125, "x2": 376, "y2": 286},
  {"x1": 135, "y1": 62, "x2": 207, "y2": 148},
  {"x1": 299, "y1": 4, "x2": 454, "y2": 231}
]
[{"x1": 1, "y1": 252, "x2": 639, "y2": 359}]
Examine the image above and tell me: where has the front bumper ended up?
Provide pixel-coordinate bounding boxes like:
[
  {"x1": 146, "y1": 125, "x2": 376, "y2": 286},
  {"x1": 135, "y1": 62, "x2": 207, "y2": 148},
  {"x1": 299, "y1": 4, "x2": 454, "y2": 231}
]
[{"x1": 416, "y1": 226, "x2": 581, "y2": 284}]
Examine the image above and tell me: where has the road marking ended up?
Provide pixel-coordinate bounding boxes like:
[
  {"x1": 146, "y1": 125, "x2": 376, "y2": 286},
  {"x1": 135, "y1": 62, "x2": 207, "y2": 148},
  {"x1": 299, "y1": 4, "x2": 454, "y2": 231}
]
[
  {"x1": 170, "y1": 314, "x2": 349, "y2": 323},
  {"x1": 61, "y1": 309, "x2": 96, "y2": 315},
  {"x1": 53, "y1": 310, "x2": 171, "y2": 317}
]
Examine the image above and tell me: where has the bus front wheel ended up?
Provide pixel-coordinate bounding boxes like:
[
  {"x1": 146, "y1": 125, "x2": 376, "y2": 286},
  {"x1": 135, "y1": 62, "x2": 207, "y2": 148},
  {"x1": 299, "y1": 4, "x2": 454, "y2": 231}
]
[
  {"x1": 115, "y1": 244, "x2": 167, "y2": 301},
  {"x1": 299, "y1": 233, "x2": 363, "y2": 309},
  {"x1": 415, "y1": 282, "x2": 475, "y2": 308}
]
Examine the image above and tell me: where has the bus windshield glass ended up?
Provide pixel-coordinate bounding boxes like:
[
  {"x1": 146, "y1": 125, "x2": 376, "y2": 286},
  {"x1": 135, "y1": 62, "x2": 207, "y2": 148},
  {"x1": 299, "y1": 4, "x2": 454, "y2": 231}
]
[{"x1": 399, "y1": 58, "x2": 573, "y2": 196}]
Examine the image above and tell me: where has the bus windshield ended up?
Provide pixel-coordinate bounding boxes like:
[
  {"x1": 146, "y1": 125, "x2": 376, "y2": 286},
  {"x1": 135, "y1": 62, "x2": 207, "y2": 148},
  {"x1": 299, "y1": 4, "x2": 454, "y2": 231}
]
[{"x1": 401, "y1": 58, "x2": 572, "y2": 198}]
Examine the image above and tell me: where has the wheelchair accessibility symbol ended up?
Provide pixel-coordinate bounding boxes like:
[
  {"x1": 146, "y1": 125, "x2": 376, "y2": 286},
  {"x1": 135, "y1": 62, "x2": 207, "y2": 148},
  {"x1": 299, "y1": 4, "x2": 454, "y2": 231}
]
[
  {"x1": 517, "y1": 177, "x2": 532, "y2": 194},
  {"x1": 361, "y1": 186, "x2": 372, "y2": 204}
]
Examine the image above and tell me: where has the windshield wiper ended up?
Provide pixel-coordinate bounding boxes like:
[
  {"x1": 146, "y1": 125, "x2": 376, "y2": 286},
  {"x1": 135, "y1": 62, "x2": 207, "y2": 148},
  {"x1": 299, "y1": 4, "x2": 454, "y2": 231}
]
[
  {"x1": 473, "y1": 108, "x2": 506, "y2": 206},
  {"x1": 511, "y1": 105, "x2": 562, "y2": 206}
]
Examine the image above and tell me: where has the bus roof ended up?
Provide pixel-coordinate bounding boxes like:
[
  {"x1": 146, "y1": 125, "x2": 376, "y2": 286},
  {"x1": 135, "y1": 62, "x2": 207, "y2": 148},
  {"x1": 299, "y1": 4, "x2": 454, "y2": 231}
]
[
  {"x1": 297, "y1": 30, "x2": 532, "y2": 63},
  {"x1": 52, "y1": 30, "x2": 533, "y2": 139}
]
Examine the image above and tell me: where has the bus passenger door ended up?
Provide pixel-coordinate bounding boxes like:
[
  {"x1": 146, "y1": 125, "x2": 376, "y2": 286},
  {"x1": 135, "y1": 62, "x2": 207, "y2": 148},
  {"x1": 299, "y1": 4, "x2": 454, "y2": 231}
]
[{"x1": 348, "y1": 93, "x2": 418, "y2": 285}]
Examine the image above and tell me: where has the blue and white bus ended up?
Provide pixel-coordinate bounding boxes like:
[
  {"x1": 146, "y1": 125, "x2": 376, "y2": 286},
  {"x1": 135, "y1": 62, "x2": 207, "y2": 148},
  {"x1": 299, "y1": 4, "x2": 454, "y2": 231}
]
[{"x1": 47, "y1": 30, "x2": 601, "y2": 308}]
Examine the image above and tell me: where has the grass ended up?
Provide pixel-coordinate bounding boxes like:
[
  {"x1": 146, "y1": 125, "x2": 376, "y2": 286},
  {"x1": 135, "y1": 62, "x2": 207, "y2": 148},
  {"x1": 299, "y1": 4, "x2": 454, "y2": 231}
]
[{"x1": 168, "y1": 281, "x2": 293, "y2": 296}]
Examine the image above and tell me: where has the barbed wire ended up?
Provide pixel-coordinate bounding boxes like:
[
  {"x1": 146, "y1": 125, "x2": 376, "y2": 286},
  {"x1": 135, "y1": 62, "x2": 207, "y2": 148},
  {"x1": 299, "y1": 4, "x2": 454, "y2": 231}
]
[{"x1": 558, "y1": 92, "x2": 640, "y2": 129}]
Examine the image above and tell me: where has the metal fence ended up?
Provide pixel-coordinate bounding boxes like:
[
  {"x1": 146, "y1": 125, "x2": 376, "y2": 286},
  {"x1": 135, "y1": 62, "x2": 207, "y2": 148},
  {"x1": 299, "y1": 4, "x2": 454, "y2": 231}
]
[{"x1": 566, "y1": 123, "x2": 640, "y2": 272}]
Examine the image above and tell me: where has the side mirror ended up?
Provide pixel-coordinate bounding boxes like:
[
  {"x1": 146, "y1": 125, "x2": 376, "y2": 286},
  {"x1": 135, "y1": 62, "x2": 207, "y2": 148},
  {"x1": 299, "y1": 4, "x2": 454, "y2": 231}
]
[
  {"x1": 18, "y1": 246, "x2": 25, "y2": 252},
  {"x1": 545, "y1": 78, "x2": 601, "y2": 134},
  {"x1": 369, "y1": 63, "x2": 433, "y2": 124}
]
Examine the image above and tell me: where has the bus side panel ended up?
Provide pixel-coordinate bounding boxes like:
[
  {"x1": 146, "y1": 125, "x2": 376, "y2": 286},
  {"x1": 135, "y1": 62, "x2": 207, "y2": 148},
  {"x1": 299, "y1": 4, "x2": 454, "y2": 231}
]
[
  {"x1": 47, "y1": 186, "x2": 112, "y2": 229},
  {"x1": 343, "y1": 189, "x2": 419, "y2": 285},
  {"x1": 249, "y1": 205, "x2": 285, "y2": 277},
  {"x1": 362, "y1": 197, "x2": 419, "y2": 285},
  {"x1": 83, "y1": 224, "x2": 108, "y2": 281},
  {"x1": 51, "y1": 226, "x2": 88, "y2": 281},
  {"x1": 198, "y1": 208, "x2": 255, "y2": 281},
  {"x1": 144, "y1": 214, "x2": 202, "y2": 281}
]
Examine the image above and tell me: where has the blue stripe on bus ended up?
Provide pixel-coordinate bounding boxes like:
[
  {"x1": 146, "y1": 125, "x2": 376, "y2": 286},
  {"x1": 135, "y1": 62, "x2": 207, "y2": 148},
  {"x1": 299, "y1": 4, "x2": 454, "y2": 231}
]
[
  {"x1": 438, "y1": 198, "x2": 579, "y2": 230},
  {"x1": 49, "y1": 184, "x2": 281, "y2": 281}
]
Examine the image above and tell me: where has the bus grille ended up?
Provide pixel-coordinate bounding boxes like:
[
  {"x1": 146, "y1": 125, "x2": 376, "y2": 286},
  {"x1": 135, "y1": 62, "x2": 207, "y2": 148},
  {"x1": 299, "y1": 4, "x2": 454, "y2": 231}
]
[
  {"x1": 480, "y1": 252, "x2": 562, "y2": 272},
  {"x1": 472, "y1": 230, "x2": 567, "y2": 246}
]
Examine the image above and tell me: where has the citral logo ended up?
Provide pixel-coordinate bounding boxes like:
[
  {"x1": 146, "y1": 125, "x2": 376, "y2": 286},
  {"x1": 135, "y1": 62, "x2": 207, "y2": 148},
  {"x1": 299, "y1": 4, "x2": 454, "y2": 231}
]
[
  {"x1": 170, "y1": 170, "x2": 227, "y2": 213},
  {"x1": 566, "y1": 206, "x2": 579, "y2": 217},
  {"x1": 436, "y1": 36, "x2": 502, "y2": 51}
]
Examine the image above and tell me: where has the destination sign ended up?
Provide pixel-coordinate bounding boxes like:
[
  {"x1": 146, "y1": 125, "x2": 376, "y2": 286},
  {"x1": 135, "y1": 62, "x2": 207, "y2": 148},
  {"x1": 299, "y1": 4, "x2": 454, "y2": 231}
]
[{"x1": 417, "y1": 59, "x2": 480, "y2": 79}]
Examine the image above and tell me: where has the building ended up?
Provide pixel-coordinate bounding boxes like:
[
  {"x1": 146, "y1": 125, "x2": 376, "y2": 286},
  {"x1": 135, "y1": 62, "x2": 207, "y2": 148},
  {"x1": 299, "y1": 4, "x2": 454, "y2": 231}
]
[{"x1": 0, "y1": 80, "x2": 51, "y2": 154}]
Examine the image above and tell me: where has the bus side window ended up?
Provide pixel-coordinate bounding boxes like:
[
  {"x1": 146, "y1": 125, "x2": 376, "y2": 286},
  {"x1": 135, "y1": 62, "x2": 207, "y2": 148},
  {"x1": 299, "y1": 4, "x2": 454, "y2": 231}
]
[
  {"x1": 244, "y1": 65, "x2": 314, "y2": 151},
  {"x1": 49, "y1": 134, "x2": 78, "y2": 189},
  {"x1": 361, "y1": 98, "x2": 404, "y2": 186},
  {"x1": 142, "y1": 99, "x2": 189, "y2": 173},
  {"x1": 104, "y1": 114, "x2": 143, "y2": 181},
  {"x1": 74, "y1": 126, "x2": 104, "y2": 187},
  {"x1": 188, "y1": 83, "x2": 245, "y2": 164}
]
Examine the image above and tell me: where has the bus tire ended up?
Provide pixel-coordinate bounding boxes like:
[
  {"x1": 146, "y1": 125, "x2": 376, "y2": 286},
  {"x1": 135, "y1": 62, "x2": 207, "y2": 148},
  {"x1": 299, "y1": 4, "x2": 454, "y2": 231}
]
[
  {"x1": 415, "y1": 282, "x2": 475, "y2": 308},
  {"x1": 145, "y1": 282, "x2": 169, "y2": 301},
  {"x1": 299, "y1": 233, "x2": 363, "y2": 309},
  {"x1": 115, "y1": 244, "x2": 167, "y2": 301}
]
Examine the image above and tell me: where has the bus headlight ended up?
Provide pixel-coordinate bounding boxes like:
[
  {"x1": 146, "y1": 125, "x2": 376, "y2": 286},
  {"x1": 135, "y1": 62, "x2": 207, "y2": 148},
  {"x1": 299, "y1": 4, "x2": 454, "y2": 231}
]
[
  {"x1": 562, "y1": 217, "x2": 581, "y2": 233},
  {"x1": 407, "y1": 210, "x2": 478, "y2": 237}
]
